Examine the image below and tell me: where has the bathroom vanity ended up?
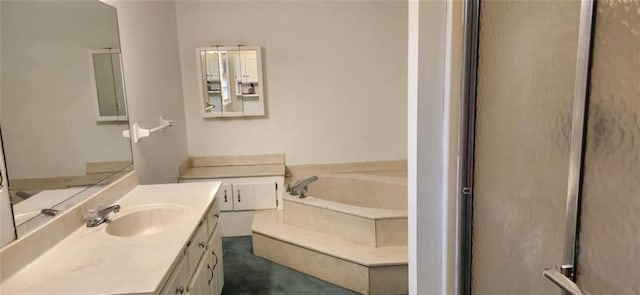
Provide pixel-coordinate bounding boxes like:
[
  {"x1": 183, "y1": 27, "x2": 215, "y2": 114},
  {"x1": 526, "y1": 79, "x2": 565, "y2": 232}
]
[{"x1": 0, "y1": 174, "x2": 224, "y2": 295}]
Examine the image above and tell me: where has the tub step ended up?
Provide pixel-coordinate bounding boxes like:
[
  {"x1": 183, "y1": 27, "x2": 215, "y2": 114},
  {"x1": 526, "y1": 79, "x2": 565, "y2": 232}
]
[
  {"x1": 251, "y1": 209, "x2": 407, "y2": 295},
  {"x1": 283, "y1": 197, "x2": 407, "y2": 247}
]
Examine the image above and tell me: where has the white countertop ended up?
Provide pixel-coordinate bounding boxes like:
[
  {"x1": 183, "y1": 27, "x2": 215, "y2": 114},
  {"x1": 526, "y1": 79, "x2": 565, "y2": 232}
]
[{"x1": 1, "y1": 181, "x2": 221, "y2": 295}]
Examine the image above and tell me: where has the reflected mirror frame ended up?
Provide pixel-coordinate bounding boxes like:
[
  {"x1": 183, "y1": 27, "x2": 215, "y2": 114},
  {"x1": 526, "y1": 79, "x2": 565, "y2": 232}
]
[{"x1": 88, "y1": 48, "x2": 129, "y2": 122}]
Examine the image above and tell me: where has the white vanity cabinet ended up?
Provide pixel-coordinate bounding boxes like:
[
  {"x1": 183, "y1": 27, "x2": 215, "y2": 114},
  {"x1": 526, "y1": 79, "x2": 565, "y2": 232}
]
[
  {"x1": 187, "y1": 226, "x2": 223, "y2": 295},
  {"x1": 181, "y1": 176, "x2": 283, "y2": 237},
  {"x1": 184, "y1": 176, "x2": 283, "y2": 212},
  {"x1": 160, "y1": 197, "x2": 224, "y2": 295},
  {"x1": 160, "y1": 256, "x2": 189, "y2": 295}
]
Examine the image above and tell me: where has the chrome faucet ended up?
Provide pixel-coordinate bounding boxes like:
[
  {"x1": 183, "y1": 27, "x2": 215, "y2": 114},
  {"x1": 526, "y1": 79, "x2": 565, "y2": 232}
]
[
  {"x1": 86, "y1": 204, "x2": 120, "y2": 227},
  {"x1": 40, "y1": 208, "x2": 60, "y2": 217},
  {"x1": 287, "y1": 176, "x2": 318, "y2": 198}
]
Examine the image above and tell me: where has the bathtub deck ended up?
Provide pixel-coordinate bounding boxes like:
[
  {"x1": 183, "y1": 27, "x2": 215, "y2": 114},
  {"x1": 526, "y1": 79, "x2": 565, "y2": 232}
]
[
  {"x1": 252, "y1": 210, "x2": 407, "y2": 267},
  {"x1": 252, "y1": 209, "x2": 408, "y2": 295}
]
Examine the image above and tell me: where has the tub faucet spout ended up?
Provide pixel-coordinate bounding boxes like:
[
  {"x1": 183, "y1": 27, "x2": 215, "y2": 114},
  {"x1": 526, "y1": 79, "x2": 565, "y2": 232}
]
[{"x1": 287, "y1": 176, "x2": 318, "y2": 198}]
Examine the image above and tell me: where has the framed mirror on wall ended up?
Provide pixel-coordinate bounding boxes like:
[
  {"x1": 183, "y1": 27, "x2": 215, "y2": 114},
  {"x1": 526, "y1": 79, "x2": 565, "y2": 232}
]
[
  {"x1": 0, "y1": 0, "x2": 133, "y2": 245},
  {"x1": 196, "y1": 46, "x2": 265, "y2": 118}
]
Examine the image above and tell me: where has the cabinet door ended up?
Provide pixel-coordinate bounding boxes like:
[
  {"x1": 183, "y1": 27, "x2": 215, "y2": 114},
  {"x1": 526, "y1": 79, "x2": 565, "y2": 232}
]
[
  {"x1": 243, "y1": 56, "x2": 259, "y2": 82},
  {"x1": 185, "y1": 221, "x2": 207, "y2": 275},
  {"x1": 187, "y1": 255, "x2": 212, "y2": 295},
  {"x1": 160, "y1": 256, "x2": 188, "y2": 295},
  {"x1": 215, "y1": 183, "x2": 234, "y2": 212},
  {"x1": 206, "y1": 198, "x2": 220, "y2": 236},
  {"x1": 207, "y1": 225, "x2": 224, "y2": 295},
  {"x1": 233, "y1": 182, "x2": 277, "y2": 211}
]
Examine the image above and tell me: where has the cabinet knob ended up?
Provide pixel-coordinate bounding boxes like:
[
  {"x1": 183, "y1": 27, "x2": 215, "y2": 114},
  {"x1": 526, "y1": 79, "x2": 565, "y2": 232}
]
[
  {"x1": 224, "y1": 190, "x2": 228, "y2": 202},
  {"x1": 214, "y1": 213, "x2": 219, "y2": 218},
  {"x1": 199, "y1": 242, "x2": 206, "y2": 248},
  {"x1": 175, "y1": 286, "x2": 185, "y2": 294},
  {"x1": 237, "y1": 190, "x2": 241, "y2": 202}
]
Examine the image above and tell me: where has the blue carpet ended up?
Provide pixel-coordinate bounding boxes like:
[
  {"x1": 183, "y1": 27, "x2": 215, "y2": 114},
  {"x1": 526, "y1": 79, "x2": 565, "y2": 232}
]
[{"x1": 221, "y1": 236, "x2": 359, "y2": 295}]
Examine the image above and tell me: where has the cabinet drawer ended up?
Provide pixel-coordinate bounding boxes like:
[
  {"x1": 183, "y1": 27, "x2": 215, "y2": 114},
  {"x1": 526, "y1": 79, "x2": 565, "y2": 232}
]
[
  {"x1": 185, "y1": 221, "x2": 207, "y2": 276},
  {"x1": 206, "y1": 197, "x2": 220, "y2": 236},
  {"x1": 215, "y1": 183, "x2": 234, "y2": 211},
  {"x1": 160, "y1": 255, "x2": 188, "y2": 295}
]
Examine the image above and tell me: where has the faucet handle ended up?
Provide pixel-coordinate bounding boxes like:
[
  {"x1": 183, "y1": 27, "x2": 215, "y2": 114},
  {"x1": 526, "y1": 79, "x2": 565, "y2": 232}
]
[{"x1": 86, "y1": 208, "x2": 98, "y2": 220}]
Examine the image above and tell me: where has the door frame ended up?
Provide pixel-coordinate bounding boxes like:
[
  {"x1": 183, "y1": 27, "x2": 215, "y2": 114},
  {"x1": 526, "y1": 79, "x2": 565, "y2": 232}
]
[
  {"x1": 0, "y1": 126, "x2": 17, "y2": 247},
  {"x1": 457, "y1": 0, "x2": 480, "y2": 294},
  {"x1": 457, "y1": 0, "x2": 597, "y2": 294}
]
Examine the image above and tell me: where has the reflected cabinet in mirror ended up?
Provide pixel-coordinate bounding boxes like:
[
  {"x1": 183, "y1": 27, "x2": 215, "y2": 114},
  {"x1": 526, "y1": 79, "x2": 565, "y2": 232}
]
[
  {"x1": 197, "y1": 46, "x2": 265, "y2": 118},
  {"x1": 89, "y1": 49, "x2": 128, "y2": 122},
  {"x1": 0, "y1": 0, "x2": 133, "y2": 243}
]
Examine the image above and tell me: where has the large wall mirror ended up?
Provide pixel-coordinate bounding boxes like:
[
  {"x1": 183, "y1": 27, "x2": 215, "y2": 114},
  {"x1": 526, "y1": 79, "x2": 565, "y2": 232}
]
[
  {"x1": 197, "y1": 46, "x2": 265, "y2": 118},
  {"x1": 0, "y1": 0, "x2": 132, "y2": 242}
]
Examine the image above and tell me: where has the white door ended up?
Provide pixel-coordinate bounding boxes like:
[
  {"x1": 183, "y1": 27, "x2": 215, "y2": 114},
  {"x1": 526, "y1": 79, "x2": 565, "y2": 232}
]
[
  {"x1": 0, "y1": 131, "x2": 16, "y2": 247},
  {"x1": 232, "y1": 182, "x2": 277, "y2": 211}
]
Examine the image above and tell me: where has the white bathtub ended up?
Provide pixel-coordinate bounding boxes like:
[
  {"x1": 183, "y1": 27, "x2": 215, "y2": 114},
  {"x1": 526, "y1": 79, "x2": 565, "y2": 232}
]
[{"x1": 283, "y1": 172, "x2": 407, "y2": 247}]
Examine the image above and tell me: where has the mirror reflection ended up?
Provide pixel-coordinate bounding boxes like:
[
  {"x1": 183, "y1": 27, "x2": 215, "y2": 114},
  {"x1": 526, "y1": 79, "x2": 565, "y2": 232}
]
[
  {"x1": 90, "y1": 49, "x2": 127, "y2": 121},
  {"x1": 198, "y1": 46, "x2": 264, "y2": 118},
  {"x1": 0, "y1": 0, "x2": 133, "y2": 239}
]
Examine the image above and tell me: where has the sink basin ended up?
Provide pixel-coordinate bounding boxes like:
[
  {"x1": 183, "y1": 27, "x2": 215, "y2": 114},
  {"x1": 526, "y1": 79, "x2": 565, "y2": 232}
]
[{"x1": 106, "y1": 205, "x2": 191, "y2": 237}]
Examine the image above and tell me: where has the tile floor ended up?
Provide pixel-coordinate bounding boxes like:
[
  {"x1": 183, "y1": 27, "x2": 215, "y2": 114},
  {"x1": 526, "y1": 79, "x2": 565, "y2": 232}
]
[{"x1": 222, "y1": 236, "x2": 358, "y2": 295}]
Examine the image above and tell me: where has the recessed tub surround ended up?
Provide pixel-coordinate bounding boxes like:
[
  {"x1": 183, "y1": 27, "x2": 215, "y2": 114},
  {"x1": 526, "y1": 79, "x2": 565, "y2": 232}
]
[{"x1": 284, "y1": 173, "x2": 407, "y2": 247}]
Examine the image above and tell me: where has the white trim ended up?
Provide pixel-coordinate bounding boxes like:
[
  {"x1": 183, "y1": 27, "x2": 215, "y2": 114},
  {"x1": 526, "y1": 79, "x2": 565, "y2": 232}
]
[
  {"x1": 441, "y1": 0, "x2": 457, "y2": 293},
  {"x1": 409, "y1": 0, "x2": 456, "y2": 293},
  {"x1": 407, "y1": 1, "x2": 419, "y2": 293}
]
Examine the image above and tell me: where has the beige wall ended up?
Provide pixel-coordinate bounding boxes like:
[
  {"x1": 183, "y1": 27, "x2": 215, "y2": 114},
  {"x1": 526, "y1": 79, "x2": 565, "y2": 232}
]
[
  {"x1": 175, "y1": 0, "x2": 408, "y2": 165},
  {"x1": 0, "y1": 1, "x2": 132, "y2": 178},
  {"x1": 105, "y1": 0, "x2": 188, "y2": 184}
]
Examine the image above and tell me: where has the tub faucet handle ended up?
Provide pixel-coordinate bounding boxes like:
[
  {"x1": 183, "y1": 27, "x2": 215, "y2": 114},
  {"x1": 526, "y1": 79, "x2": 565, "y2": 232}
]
[{"x1": 290, "y1": 176, "x2": 318, "y2": 198}]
